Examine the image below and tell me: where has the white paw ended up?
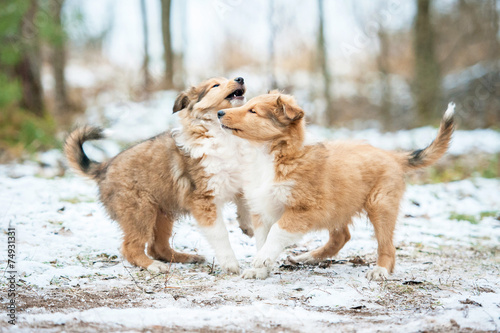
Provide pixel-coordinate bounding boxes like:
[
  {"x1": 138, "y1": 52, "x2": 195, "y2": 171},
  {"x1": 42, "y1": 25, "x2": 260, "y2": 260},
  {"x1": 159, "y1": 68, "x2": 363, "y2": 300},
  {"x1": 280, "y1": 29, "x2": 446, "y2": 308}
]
[
  {"x1": 219, "y1": 257, "x2": 240, "y2": 275},
  {"x1": 147, "y1": 260, "x2": 171, "y2": 274},
  {"x1": 241, "y1": 267, "x2": 270, "y2": 279},
  {"x1": 253, "y1": 256, "x2": 274, "y2": 268},
  {"x1": 290, "y1": 252, "x2": 319, "y2": 265},
  {"x1": 366, "y1": 266, "x2": 389, "y2": 281}
]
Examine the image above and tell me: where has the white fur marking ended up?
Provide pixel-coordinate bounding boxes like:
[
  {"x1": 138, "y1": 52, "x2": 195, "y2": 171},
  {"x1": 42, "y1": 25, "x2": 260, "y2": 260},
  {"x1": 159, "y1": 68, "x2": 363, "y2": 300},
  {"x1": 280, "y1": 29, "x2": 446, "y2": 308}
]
[
  {"x1": 290, "y1": 252, "x2": 319, "y2": 265},
  {"x1": 147, "y1": 260, "x2": 171, "y2": 274},
  {"x1": 102, "y1": 129, "x2": 114, "y2": 137},
  {"x1": 230, "y1": 97, "x2": 246, "y2": 107},
  {"x1": 366, "y1": 266, "x2": 389, "y2": 281},
  {"x1": 444, "y1": 102, "x2": 455, "y2": 121},
  {"x1": 200, "y1": 210, "x2": 240, "y2": 274},
  {"x1": 242, "y1": 146, "x2": 293, "y2": 225},
  {"x1": 174, "y1": 121, "x2": 252, "y2": 203},
  {"x1": 254, "y1": 224, "x2": 271, "y2": 251},
  {"x1": 241, "y1": 267, "x2": 270, "y2": 279},
  {"x1": 246, "y1": 224, "x2": 302, "y2": 279}
]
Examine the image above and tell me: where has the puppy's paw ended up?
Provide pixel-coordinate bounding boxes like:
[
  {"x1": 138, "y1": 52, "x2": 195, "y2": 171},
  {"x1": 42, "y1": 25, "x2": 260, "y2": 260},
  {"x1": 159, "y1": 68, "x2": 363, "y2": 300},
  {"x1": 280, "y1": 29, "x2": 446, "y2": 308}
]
[
  {"x1": 241, "y1": 267, "x2": 269, "y2": 279},
  {"x1": 366, "y1": 266, "x2": 389, "y2": 281},
  {"x1": 147, "y1": 260, "x2": 171, "y2": 274},
  {"x1": 219, "y1": 257, "x2": 240, "y2": 275},
  {"x1": 253, "y1": 256, "x2": 274, "y2": 268},
  {"x1": 186, "y1": 254, "x2": 206, "y2": 264},
  {"x1": 289, "y1": 252, "x2": 319, "y2": 265}
]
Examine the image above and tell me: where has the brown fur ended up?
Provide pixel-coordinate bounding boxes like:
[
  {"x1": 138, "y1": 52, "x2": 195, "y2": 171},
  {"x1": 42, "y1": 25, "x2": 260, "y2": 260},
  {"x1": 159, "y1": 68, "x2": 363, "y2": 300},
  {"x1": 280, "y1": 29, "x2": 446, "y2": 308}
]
[
  {"x1": 65, "y1": 77, "x2": 248, "y2": 271},
  {"x1": 220, "y1": 92, "x2": 455, "y2": 275}
]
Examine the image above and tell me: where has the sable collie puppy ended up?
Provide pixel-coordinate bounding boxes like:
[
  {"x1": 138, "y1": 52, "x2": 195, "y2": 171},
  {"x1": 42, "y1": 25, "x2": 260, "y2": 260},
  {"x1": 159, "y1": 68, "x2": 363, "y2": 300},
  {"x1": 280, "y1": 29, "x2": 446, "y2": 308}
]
[
  {"x1": 65, "y1": 77, "x2": 253, "y2": 274},
  {"x1": 218, "y1": 92, "x2": 455, "y2": 280}
]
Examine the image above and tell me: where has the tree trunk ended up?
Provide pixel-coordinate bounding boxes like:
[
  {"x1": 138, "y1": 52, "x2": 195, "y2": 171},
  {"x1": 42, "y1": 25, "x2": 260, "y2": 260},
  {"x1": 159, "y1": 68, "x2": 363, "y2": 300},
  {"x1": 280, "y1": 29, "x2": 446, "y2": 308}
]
[
  {"x1": 140, "y1": 0, "x2": 151, "y2": 91},
  {"x1": 16, "y1": 0, "x2": 44, "y2": 116},
  {"x1": 317, "y1": 0, "x2": 334, "y2": 126},
  {"x1": 268, "y1": 0, "x2": 277, "y2": 89},
  {"x1": 413, "y1": 0, "x2": 441, "y2": 126},
  {"x1": 377, "y1": 27, "x2": 392, "y2": 130},
  {"x1": 161, "y1": 0, "x2": 174, "y2": 89},
  {"x1": 50, "y1": 0, "x2": 69, "y2": 117},
  {"x1": 490, "y1": 0, "x2": 499, "y2": 62}
]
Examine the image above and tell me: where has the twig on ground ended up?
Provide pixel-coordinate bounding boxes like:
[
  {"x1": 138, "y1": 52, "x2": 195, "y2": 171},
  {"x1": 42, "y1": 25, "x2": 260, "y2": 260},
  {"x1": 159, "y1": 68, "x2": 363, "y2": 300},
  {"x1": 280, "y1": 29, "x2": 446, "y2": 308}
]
[
  {"x1": 122, "y1": 259, "x2": 145, "y2": 293},
  {"x1": 164, "y1": 233, "x2": 177, "y2": 289}
]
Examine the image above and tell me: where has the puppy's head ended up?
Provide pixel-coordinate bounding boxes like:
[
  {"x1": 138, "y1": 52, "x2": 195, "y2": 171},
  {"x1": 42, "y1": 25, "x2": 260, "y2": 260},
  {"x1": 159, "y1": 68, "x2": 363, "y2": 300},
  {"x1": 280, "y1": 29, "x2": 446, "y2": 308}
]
[
  {"x1": 173, "y1": 77, "x2": 246, "y2": 121},
  {"x1": 217, "y1": 91, "x2": 305, "y2": 143}
]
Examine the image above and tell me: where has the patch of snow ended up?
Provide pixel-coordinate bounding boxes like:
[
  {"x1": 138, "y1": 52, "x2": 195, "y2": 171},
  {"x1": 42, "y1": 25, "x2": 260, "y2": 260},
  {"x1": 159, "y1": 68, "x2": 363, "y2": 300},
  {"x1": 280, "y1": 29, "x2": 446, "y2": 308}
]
[{"x1": 0, "y1": 164, "x2": 499, "y2": 331}]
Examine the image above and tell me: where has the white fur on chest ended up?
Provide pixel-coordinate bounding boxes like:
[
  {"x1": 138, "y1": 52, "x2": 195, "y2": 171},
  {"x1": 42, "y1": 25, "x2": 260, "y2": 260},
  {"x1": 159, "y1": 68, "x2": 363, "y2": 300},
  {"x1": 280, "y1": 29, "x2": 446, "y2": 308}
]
[
  {"x1": 174, "y1": 122, "x2": 248, "y2": 203},
  {"x1": 242, "y1": 147, "x2": 294, "y2": 225}
]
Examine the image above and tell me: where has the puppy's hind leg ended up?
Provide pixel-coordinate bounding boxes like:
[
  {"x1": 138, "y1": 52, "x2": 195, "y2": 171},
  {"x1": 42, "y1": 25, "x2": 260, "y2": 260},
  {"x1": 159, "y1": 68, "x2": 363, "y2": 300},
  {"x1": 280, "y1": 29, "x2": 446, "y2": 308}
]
[
  {"x1": 365, "y1": 186, "x2": 402, "y2": 281},
  {"x1": 119, "y1": 202, "x2": 170, "y2": 274},
  {"x1": 148, "y1": 211, "x2": 205, "y2": 264},
  {"x1": 291, "y1": 224, "x2": 351, "y2": 264}
]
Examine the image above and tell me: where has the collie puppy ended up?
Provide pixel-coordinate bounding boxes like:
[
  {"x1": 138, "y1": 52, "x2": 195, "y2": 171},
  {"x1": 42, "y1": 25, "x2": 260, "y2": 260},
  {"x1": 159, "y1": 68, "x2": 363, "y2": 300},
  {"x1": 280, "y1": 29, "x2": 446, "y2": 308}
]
[
  {"x1": 65, "y1": 77, "x2": 252, "y2": 274},
  {"x1": 218, "y1": 92, "x2": 455, "y2": 280}
]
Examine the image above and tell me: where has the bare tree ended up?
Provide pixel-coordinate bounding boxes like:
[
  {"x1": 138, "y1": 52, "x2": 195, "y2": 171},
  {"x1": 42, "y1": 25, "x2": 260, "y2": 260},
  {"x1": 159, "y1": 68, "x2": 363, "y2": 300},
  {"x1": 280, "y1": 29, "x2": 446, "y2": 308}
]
[
  {"x1": 161, "y1": 0, "x2": 174, "y2": 89},
  {"x1": 377, "y1": 24, "x2": 392, "y2": 130},
  {"x1": 268, "y1": 0, "x2": 277, "y2": 89},
  {"x1": 413, "y1": 0, "x2": 441, "y2": 125},
  {"x1": 140, "y1": 0, "x2": 151, "y2": 91},
  {"x1": 489, "y1": 0, "x2": 499, "y2": 63},
  {"x1": 317, "y1": 0, "x2": 334, "y2": 126},
  {"x1": 16, "y1": 0, "x2": 44, "y2": 116},
  {"x1": 50, "y1": 0, "x2": 70, "y2": 116}
]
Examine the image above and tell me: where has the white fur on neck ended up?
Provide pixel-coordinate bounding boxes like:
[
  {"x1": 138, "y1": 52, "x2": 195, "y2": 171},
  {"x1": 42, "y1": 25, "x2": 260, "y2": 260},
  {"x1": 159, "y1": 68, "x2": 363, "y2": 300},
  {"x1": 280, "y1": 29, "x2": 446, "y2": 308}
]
[
  {"x1": 242, "y1": 145, "x2": 294, "y2": 226},
  {"x1": 173, "y1": 120, "x2": 250, "y2": 203}
]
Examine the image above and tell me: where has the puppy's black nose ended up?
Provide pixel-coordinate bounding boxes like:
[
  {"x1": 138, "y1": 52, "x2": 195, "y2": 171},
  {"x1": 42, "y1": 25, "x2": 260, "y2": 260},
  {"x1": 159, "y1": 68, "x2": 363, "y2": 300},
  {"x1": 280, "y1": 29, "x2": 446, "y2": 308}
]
[
  {"x1": 217, "y1": 110, "x2": 225, "y2": 119},
  {"x1": 234, "y1": 77, "x2": 244, "y2": 85}
]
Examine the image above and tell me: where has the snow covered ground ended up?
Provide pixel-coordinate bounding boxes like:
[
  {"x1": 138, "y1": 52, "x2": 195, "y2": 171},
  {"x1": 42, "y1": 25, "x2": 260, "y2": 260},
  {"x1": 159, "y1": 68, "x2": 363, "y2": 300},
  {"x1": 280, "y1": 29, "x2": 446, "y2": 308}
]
[
  {"x1": 0, "y1": 165, "x2": 499, "y2": 332},
  {"x1": 1, "y1": 92, "x2": 499, "y2": 332}
]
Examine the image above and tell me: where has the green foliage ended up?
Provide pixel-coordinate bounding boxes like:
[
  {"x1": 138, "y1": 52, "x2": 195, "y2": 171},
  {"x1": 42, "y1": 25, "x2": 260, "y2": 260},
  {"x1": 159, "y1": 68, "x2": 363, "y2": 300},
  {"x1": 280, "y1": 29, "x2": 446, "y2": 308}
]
[
  {"x1": 422, "y1": 154, "x2": 500, "y2": 184},
  {"x1": 0, "y1": 75, "x2": 22, "y2": 107},
  {"x1": 0, "y1": 1, "x2": 66, "y2": 156},
  {"x1": 479, "y1": 211, "x2": 499, "y2": 219},
  {"x1": 449, "y1": 211, "x2": 499, "y2": 224},
  {"x1": 0, "y1": 106, "x2": 60, "y2": 155},
  {"x1": 0, "y1": 1, "x2": 28, "y2": 108},
  {"x1": 449, "y1": 212, "x2": 479, "y2": 224}
]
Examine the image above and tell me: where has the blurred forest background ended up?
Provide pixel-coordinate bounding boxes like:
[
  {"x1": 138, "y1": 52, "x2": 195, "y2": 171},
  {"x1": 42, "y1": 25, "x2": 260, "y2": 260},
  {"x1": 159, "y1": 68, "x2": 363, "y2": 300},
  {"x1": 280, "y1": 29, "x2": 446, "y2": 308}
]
[{"x1": 0, "y1": 0, "x2": 498, "y2": 160}]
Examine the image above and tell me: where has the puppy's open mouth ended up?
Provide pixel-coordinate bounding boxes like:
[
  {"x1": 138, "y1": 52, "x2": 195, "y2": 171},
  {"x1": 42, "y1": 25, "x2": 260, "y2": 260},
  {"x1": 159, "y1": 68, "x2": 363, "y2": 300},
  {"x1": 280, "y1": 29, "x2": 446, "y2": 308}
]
[
  {"x1": 225, "y1": 89, "x2": 245, "y2": 101},
  {"x1": 221, "y1": 124, "x2": 241, "y2": 132}
]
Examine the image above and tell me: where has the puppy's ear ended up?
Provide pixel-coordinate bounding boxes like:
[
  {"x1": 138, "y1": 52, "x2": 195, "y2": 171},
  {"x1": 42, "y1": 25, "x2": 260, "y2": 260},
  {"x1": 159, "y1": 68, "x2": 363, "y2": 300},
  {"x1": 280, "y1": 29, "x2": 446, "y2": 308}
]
[
  {"x1": 276, "y1": 96, "x2": 304, "y2": 122},
  {"x1": 173, "y1": 91, "x2": 190, "y2": 113}
]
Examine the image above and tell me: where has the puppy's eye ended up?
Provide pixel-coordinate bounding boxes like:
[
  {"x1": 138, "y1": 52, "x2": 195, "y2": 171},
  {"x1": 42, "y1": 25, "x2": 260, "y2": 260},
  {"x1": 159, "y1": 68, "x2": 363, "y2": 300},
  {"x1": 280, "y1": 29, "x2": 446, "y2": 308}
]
[
  {"x1": 248, "y1": 109, "x2": 256, "y2": 114},
  {"x1": 212, "y1": 84, "x2": 220, "y2": 88}
]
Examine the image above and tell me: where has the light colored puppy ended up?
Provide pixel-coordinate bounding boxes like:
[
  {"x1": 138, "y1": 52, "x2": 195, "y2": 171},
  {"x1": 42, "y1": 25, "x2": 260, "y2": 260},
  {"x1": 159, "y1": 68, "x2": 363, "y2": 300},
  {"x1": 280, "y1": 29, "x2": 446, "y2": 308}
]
[{"x1": 218, "y1": 92, "x2": 454, "y2": 280}]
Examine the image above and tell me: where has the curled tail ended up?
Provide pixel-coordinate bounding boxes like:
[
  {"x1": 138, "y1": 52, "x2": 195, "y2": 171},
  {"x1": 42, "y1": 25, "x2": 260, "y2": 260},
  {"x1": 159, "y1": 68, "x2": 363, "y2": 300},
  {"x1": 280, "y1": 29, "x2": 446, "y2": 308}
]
[
  {"x1": 64, "y1": 126, "x2": 106, "y2": 179},
  {"x1": 403, "y1": 103, "x2": 455, "y2": 171}
]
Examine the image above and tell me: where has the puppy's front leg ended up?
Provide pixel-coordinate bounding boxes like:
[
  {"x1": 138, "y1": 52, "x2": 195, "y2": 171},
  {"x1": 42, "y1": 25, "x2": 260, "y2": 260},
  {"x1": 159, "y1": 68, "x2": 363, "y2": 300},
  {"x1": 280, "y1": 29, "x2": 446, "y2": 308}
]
[
  {"x1": 252, "y1": 214, "x2": 271, "y2": 251},
  {"x1": 193, "y1": 204, "x2": 240, "y2": 274},
  {"x1": 234, "y1": 194, "x2": 253, "y2": 238},
  {"x1": 242, "y1": 222, "x2": 302, "y2": 279}
]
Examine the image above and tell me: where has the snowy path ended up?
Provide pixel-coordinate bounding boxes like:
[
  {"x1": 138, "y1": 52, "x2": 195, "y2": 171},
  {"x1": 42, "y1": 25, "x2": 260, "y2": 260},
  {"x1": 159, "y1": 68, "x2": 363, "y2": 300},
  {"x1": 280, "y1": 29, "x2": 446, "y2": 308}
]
[{"x1": 0, "y1": 164, "x2": 499, "y2": 332}]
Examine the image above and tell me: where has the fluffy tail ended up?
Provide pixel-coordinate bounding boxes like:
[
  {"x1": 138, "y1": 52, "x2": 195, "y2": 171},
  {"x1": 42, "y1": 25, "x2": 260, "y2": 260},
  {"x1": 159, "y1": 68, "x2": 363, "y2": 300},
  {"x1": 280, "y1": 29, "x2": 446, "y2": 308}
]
[
  {"x1": 403, "y1": 103, "x2": 455, "y2": 171},
  {"x1": 64, "y1": 126, "x2": 106, "y2": 179}
]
